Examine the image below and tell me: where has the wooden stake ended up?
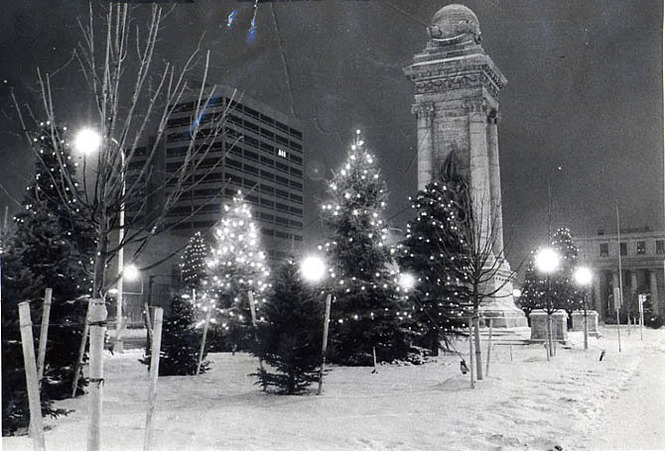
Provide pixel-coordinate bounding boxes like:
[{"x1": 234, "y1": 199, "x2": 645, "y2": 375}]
[
  {"x1": 616, "y1": 309, "x2": 622, "y2": 353},
  {"x1": 372, "y1": 346, "x2": 378, "y2": 374},
  {"x1": 247, "y1": 291, "x2": 265, "y2": 377},
  {"x1": 317, "y1": 293, "x2": 332, "y2": 395},
  {"x1": 37, "y1": 288, "x2": 53, "y2": 382},
  {"x1": 546, "y1": 316, "x2": 551, "y2": 361},
  {"x1": 18, "y1": 302, "x2": 45, "y2": 451},
  {"x1": 196, "y1": 301, "x2": 212, "y2": 376},
  {"x1": 144, "y1": 308, "x2": 163, "y2": 451},
  {"x1": 72, "y1": 297, "x2": 92, "y2": 398},
  {"x1": 485, "y1": 319, "x2": 493, "y2": 377},
  {"x1": 87, "y1": 298, "x2": 107, "y2": 451},
  {"x1": 468, "y1": 321, "x2": 475, "y2": 389}
]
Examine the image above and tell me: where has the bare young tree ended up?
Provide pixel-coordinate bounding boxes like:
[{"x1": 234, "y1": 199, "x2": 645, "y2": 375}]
[
  {"x1": 11, "y1": 4, "x2": 241, "y2": 449},
  {"x1": 438, "y1": 151, "x2": 522, "y2": 381}
]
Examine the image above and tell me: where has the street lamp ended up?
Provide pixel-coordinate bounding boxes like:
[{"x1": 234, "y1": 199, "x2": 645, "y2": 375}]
[
  {"x1": 535, "y1": 247, "x2": 560, "y2": 358},
  {"x1": 300, "y1": 255, "x2": 331, "y2": 395},
  {"x1": 75, "y1": 128, "x2": 128, "y2": 352},
  {"x1": 301, "y1": 255, "x2": 326, "y2": 283},
  {"x1": 74, "y1": 128, "x2": 101, "y2": 155},
  {"x1": 574, "y1": 266, "x2": 593, "y2": 350},
  {"x1": 123, "y1": 264, "x2": 140, "y2": 282}
]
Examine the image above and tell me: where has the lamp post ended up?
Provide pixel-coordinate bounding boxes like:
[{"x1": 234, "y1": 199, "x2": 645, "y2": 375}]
[
  {"x1": 75, "y1": 128, "x2": 127, "y2": 352},
  {"x1": 574, "y1": 266, "x2": 593, "y2": 350},
  {"x1": 535, "y1": 247, "x2": 560, "y2": 358},
  {"x1": 300, "y1": 255, "x2": 330, "y2": 395}
]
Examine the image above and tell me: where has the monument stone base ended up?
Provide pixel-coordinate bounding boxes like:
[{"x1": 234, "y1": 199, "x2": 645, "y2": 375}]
[
  {"x1": 529, "y1": 309, "x2": 568, "y2": 342},
  {"x1": 571, "y1": 310, "x2": 601, "y2": 337},
  {"x1": 478, "y1": 264, "x2": 528, "y2": 328}
]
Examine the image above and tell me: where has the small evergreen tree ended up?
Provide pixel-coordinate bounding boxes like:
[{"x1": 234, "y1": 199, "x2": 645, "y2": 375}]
[
  {"x1": 520, "y1": 228, "x2": 583, "y2": 323},
  {"x1": 141, "y1": 295, "x2": 208, "y2": 375},
  {"x1": 550, "y1": 228, "x2": 584, "y2": 318},
  {"x1": 517, "y1": 252, "x2": 544, "y2": 322},
  {"x1": 321, "y1": 132, "x2": 411, "y2": 365},
  {"x1": 206, "y1": 192, "x2": 270, "y2": 351},
  {"x1": 397, "y1": 179, "x2": 472, "y2": 355},
  {"x1": 2, "y1": 123, "x2": 93, "y2": 435},
  {"x1": 252, "y1": 260, "x2": 323, "y2": 394}
]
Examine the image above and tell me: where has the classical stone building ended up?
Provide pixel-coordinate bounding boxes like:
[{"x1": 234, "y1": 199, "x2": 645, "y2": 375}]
[
  {"x1": 575, "y1": 228, "x2": 665, "y2": 321},
  {"x1": 403, "y1": 4, "x2": 526, "y2": 327}
]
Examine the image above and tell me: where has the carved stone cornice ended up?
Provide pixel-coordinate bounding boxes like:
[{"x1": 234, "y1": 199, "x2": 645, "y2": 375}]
[
  {"x1": 405, "y1": 61, "x2": 506, "y2": 98},
  {"x1": 411, "y1": 102, "x2": 436, "y2": 119},
  {"x1": 410, "y1": 71, "x2": 499, "y2": 98}
]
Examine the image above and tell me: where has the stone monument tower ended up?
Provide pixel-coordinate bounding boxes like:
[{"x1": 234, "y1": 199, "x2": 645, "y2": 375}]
[{"x1": 403, "y1": 4, "x2": 527, "y2": 327}]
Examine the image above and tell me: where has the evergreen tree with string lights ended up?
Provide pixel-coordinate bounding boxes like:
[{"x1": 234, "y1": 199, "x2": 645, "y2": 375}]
[
  {"x1": 519, "y1": 228, "x2": 583, "y2": 323},
  {"x1": 397, "y1": 178, "x2": 473, "y2": 356},
  {"x1": 320, "y1": 130, "x2": 411, "y2": 366},
  {"x1": 181, "y1": 231, "x2": 208, "y2": 299},
  {"x1": 206, "y1": 191, "x2": 270, "y2": 352},
  {"x1": 2, "y1": 122, "x2": 94, "y2": 435},
  {"x1": 550, "y1": 228, "x2": 584, "y2": 319}
]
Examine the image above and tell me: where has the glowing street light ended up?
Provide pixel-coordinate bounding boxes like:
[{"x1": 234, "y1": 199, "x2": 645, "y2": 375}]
[
  {"x1": 574, "y1": 266, "x2": 593, "y2": 350},
  {"x1": 123, "y1": 264, "x2": 140, "y2": 282},
  {"x1": 573, "y1": 266, "x2": 592, "y2": 286},
  {"x1": 535, "y1": 247, "x2": 560, "y2": 274},
  {"x1": 301, "y1": 256, "x2": 326, "y2": 283},
  {"x1": 535, "y1": 247, "x2": 561, "y2": 358},
  {"x1": 74, "y1": 128, "x2": 101, "y2": 155}
]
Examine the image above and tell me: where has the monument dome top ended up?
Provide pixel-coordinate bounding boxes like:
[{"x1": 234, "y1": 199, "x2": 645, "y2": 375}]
[{"x1": 428, "y1": 4, "x2": 481, "y2": 44}]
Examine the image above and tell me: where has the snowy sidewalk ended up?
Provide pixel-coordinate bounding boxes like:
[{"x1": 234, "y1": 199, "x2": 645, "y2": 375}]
[{"x1": 587, "y1": 329, "x2": 665, "y2": 450}]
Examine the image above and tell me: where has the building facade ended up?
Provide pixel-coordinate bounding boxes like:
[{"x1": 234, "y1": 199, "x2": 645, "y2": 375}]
[{"x1": 575, "y1": 228, "x2": 665, "y2": 321}]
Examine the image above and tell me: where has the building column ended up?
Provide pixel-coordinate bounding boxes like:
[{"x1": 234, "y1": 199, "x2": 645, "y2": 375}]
[
  {"x1": 465, "y1": 98, "x2": 491, "y2": 248},
  {"x1": 593, "y1": 274, "x2": 602, "y2": 316},
  {"x1": 630, "y1": 271, "x2": 638, "y2": 297},
  {"x1": 650, "y1": 270, "x2": 659, "y2": 314},
  {"x1": 487, "y1": 110, "x2": 504, "y2": 255},
  {"x1": 412, "y1": 102, "x2": 435, "y2": 190},
  {"x1": 611, "y1": 270, "x2": 620, "y2": 312}
]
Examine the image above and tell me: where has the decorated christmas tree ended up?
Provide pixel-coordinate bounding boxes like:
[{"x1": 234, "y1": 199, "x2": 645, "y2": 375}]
[
  {"x1": 2, "y1": 123, "x2": 93, "y2": 435},
  {"x1": 205, "y1": 191, "x2": 270, "y2": 351},
  {"x1": 140, "y1": 295, "x2": 208, "y2": 376},
  {"x1": 397, "y1": 178, "x2": 472, "y2": 355},
  {"x1": 252, "y1": 260, "x2": 323, "y2": 394},
  {"x1": 181, "y1": 231, "x2": 208, "y2": 299},
  {"x1": 550, "y1": 228, "x2": 584, "y2": 318},
  {"x1": 520, "y1": 228, "x2": 583, "y2": 322},
  {"x1": 320, "y1": 131, "x2": 411, "y2": 366}
]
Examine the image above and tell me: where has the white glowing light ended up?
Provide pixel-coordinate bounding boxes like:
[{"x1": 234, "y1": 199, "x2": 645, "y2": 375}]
[
  {"x1": 74, "y1": 128, "x2": 101, "y2": 155},
  {"x1": 301, "y1": 256, "x2": 326, "y2": 283}
]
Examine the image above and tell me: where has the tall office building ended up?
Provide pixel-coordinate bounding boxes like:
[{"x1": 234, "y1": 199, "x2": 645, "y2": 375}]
[{"x1": 127, "y1": 86, "x2": 305, "y2": 263}]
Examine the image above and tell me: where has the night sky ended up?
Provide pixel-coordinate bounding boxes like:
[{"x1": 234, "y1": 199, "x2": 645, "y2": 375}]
[{"x1": 0, "y1": 0, "x2": 662, "y2": 270}]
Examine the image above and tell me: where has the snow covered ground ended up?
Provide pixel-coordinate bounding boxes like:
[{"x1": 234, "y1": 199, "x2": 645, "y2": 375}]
[{"x1": 4, "y1": 326, "x2": 665, "y2": 450}]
